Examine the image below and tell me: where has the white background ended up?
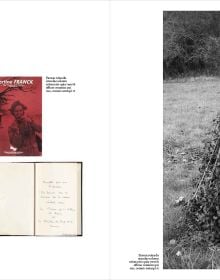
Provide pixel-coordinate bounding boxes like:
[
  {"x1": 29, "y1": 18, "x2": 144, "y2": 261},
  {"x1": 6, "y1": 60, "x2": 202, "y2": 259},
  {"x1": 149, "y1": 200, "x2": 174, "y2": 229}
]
[
  {"x1": 0, "y1": 0, "x2": 220, "y2": 280},
  {"x1": 0, "y1": 1, "x2": 109, "y2": 279},
  {"x1": 111, "y1": 1, "x2": 162, "y2": 279}
]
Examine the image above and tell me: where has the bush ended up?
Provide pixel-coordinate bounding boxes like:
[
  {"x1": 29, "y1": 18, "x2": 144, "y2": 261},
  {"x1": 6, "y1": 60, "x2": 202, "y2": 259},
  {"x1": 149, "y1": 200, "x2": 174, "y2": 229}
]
[
  {"x1": 183, "y1": 115, "x2": 220, "y2": 243},
  {"x1": 163, "y1": 12, "x2": 220, "y2": 78}
]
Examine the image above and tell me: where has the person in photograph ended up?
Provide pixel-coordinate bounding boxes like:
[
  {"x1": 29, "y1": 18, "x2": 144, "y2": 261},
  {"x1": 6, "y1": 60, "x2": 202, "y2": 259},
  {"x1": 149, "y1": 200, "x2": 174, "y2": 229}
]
[{"x1": 8, "y1": 100, "x2": 42, "y2": 156}]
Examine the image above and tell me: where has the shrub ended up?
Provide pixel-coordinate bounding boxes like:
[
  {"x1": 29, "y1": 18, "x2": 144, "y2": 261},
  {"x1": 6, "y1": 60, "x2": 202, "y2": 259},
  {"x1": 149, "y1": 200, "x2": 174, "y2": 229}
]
[
  {"x1": 183, "y1": 115, "x2": 220, "y2": 243},
  {"x1": 163, "y1": 12, "x2": 220, "y2": 78}
]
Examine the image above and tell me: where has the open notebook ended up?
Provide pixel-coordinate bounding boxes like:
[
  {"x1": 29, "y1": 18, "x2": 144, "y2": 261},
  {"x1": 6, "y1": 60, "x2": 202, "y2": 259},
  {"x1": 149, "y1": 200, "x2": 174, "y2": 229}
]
[{"x1": 0, "y1": 162, "x2": 82, "y2": 236}]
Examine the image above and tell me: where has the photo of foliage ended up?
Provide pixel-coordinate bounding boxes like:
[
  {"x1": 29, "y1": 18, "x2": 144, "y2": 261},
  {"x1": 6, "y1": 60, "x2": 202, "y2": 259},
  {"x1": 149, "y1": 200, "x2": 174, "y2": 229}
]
[{"x1": 163, "y1": 11, "x2": 220, "y2": 269}]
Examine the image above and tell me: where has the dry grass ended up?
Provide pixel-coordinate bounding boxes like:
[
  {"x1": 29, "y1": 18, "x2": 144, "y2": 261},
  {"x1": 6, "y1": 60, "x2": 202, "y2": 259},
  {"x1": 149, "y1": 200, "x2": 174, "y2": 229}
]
[
  {"x1": 163, "y1": 76, "x2": 220, "y2": 268},
  {"x1": 164, "y1": 245, "x2": 220, "y2": 269}
]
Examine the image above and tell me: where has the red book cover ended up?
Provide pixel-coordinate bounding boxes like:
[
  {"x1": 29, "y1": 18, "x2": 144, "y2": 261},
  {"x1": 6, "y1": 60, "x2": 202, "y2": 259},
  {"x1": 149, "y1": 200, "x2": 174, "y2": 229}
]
[{"x1": 0, "y1": 77, "x2": 42, "y2": 156}]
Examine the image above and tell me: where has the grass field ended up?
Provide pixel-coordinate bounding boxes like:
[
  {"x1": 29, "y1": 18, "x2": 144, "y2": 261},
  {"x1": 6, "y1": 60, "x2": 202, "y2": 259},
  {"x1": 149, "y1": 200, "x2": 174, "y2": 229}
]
[{"x1": 163, "y1": 76, "x2": 220, "y2": 269}]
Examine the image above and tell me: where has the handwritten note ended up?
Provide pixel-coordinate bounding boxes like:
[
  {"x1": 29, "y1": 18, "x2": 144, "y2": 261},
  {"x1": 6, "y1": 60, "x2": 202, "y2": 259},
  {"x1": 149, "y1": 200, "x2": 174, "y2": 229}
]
[
  {"x1": 35, "y1": 163, "x2": 79, "y2": 235},
  {"x1": 37, "y1": 180, "x2": 75, "y2": 230}
]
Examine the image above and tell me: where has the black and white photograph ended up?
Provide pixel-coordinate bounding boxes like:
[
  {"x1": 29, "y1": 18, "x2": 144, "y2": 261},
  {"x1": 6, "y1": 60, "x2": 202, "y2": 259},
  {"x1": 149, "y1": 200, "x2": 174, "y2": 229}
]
[{"x1": 164, "y1": 11, "x2": 220, "y2": 269}]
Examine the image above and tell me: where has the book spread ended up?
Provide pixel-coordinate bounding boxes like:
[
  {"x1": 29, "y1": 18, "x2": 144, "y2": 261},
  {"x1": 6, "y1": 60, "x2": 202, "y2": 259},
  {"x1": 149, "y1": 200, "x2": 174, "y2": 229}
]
[{"x1": 0, "y1": 162, "x2": 82, "y2": 236}]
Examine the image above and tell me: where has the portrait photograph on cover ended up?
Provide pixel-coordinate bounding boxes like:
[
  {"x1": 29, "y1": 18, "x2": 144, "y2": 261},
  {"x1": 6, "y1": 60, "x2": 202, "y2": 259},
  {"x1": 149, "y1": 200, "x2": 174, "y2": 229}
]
[{"x1": 0, "y1": 76, "x2": 42, "y2": 156}]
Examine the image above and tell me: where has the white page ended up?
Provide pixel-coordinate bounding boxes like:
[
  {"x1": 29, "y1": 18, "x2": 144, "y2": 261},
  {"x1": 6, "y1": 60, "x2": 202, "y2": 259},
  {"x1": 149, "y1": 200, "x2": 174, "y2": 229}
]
[
  {"x1": 35, "y1": 162, "x2": 81, "y2": 236},
  {"x1": 0, "y1": 1, "x2": 109, "y2": 279},
  {"x1": 111, "y1": 1, "x2": 220, "y2": 280},
  {"x1": 0, "y1": 163, "x2": 34, "y2": 235}
]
